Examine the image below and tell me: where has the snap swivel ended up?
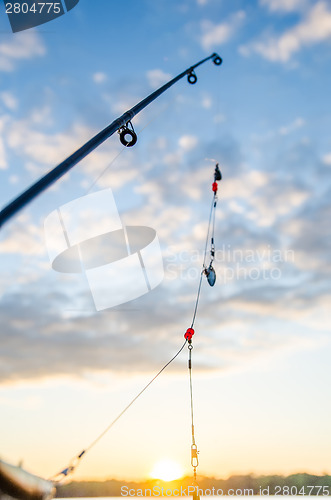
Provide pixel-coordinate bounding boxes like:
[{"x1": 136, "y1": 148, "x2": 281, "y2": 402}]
[{"x1": 191, "y1": 444, "x2": 199, "y2": 468}]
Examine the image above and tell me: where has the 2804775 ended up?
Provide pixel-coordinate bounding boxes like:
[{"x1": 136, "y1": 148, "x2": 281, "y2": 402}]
[
  {"x1": 274, "y1": 485, "x2": 330, "y2": 495},
  {"x1": 5, "y1": 2, "x2": 62, "y2": 14}
]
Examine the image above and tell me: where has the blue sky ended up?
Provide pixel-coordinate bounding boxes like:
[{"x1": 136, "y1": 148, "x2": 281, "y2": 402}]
[{"x1": 0, "y1": 0, "x2": 331, "y2": 482}]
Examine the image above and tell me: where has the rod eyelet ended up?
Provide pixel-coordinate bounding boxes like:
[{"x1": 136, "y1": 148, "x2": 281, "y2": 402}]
[
  {"x1": 213, "y1": 56, "x2": 222, "y2": 66},
  {"x1": 187, "y1": 72, "x2": 197, "y2": 85},
  {"x1": 118, "y1": 126, "x2": 137, "y2": 147}
]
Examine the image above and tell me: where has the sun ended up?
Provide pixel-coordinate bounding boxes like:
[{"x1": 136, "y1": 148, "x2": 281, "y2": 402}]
[{"x1": 150, "y1": 459, "x2": 184, "y2": 482}]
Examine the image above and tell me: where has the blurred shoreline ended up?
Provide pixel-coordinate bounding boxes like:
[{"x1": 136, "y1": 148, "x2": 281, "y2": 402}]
[{"x1": 56, "y1": 473, "x2": 331, "y2": 497}]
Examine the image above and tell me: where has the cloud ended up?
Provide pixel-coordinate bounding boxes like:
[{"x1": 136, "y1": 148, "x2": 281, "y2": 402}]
[
  {"x1": 0, "y1": 239, "x2": 326, "y2": 385},
  {"x1": 0, "y1": 214, "x2": 44, "y2": 256},
  {"x1": 0, "y1": 138, "x2": 7, "y2": 169},
  {"x1": 178, "y1": 134, "x2": 198, "y2": 151},
  {"x1": 9, "y1": 175, "x2": 19, "y2": 184},
  {"x1": 240, "y1": 1, "x2": 331, "y2": 62},
  {"x1": 322, "y1": 153, "x2": 331, "y2": 165},
  {"x1": 1, "y1": 90, "x2": 330, "y2": 387},
  {"x1": 200, "y1": 11, "x2": 245, "y2": 50},
  {"x1": 201, "y1": 93, "x2": 212, "y2": 109},
  {"x1": 1, "y1": 91, "x2": 18, "y2": 111},
  {"x1": 6, "y1": 118, "x2": 91, "y2": 167},
  {"x1": 251, "y1": 118, "x2": 306, "y2": 142},
  {"x1": 0, "y1": 116, "x2": 9, "y2": 169},
  {"x1": 279, "y1": 117, "x2": 305, "y2": 135},
  {"x1": 93, "y1": 72, "x2": 107, "y2": 84},
  {"x1": 146, "y1": 69, "x2": 172, "y2": 88},
  {"x1": 1, "y1": 217, "x2": 328, "y2": 385},
  {"x1": 0, "y1": 279, "x2": 198, "y2": 384},
  {"x1": 0, "y1": 32, "x2": 46, "y2": 72},
  {"x1": 248, "y1": 183, "x2": 309, "y2": 227},
  {"x1": 283, "y1": 188, "x2": 331, "y2": 272},
  {"x1": 260, "y1": 0, "x2": 308, "y2": 12}
]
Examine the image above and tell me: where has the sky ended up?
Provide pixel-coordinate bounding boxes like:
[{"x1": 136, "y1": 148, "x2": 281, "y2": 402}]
[{"x1": 0, "y1": 0, "x2": 331, "y2": 484}]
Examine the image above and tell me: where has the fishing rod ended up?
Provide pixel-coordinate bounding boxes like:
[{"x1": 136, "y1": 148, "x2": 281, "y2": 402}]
[{"x1": 0, "y1": 53, "x2": 222, "y2": 228}]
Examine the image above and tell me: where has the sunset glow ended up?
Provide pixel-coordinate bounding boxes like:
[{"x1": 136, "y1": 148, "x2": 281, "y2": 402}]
[{"x1": 150, "y1": 460, "x2": 184, "y2": 482}]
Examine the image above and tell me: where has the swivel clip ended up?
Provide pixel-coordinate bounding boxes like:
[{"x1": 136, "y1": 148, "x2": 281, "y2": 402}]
[{"x1": 191, "y1": 444, "x2": 199, "y2": 468}]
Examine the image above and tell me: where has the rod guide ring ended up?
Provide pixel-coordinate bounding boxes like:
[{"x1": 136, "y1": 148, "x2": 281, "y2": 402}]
[
  {"x1": 118, "y1": 122, "x2": 138, "y2": 147},
  {"x1": 213, "y1": 56, "x2": 222, "y2": 66},
  {"x1": 187, "y1": 72, "x2": 197, "y2": 84}
]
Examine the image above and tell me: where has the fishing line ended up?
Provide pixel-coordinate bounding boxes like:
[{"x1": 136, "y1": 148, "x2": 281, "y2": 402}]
[
  {"x1": 190, "y1": 194, "x2": 216, "y2": 329},
  {"x1": 51, "y1": 164, "x2": 222, "y2": 486},
  {"x1": 51, "y1": 339, "x2": 187, "y2": 482},
  {"x1": 184, "y1": 166, "x2": 221, "y2": 499}
]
